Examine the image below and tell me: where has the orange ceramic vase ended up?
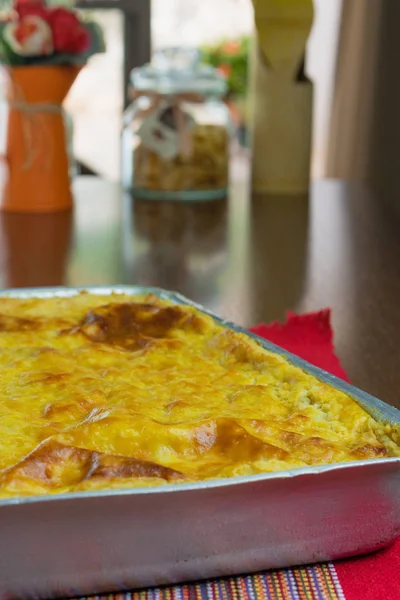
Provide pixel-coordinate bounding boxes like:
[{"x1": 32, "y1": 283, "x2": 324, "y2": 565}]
[{"x1": 1, "y1": 65, "x2": 81, "y2": 213}]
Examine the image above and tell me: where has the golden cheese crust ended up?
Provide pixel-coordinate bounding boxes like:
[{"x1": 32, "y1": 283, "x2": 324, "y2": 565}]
[{"x1": 0, "y1": 292, "x2": 398, "y2": 499}]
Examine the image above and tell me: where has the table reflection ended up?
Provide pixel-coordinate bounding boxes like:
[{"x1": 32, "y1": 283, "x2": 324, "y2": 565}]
[
  {"x1": 249, "y1": 193, "x2": 310, "y2": 322},
  {"x1": 123, "y1": 197, "x2": 228, "y2": 306},
  {"x1": 0, "y1": 210, "x2": 73, "y2": 288}
]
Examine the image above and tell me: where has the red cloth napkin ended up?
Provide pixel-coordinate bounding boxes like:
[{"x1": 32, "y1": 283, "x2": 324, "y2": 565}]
[{"x1": 250, "y1": 309, "x2": 400, "y2": 600}]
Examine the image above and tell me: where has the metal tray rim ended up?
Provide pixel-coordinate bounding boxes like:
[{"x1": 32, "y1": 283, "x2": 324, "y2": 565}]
[
  {"x1": 0, "y1": 284, "x2": 399, "y2": 508},
  {"x1": 1, "y1": 456, "x2": 399, "y2": 508}
]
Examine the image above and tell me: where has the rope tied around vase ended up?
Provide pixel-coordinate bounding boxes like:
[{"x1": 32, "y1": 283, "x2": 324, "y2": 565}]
[{"x1": 7, "y1": 79, "x2": 65, "y2": 171}]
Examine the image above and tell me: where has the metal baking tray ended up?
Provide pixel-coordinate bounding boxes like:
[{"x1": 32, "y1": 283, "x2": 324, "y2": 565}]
[{"x1": 0, "y1": 285, "x2": 399, "y2": 600}]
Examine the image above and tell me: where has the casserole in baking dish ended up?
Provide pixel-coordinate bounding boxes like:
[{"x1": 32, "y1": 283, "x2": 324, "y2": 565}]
[
  {"x1": 1, "y1": 291, "x2": 399, "y2": 499},
  {"x1": 1, "y1": 286, "x2": 400, "y2": 598}
]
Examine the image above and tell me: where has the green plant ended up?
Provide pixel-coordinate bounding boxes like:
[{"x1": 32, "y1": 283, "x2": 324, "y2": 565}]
[{"x1": 200, "y1": 36, "x2": 249, "y2": 99}]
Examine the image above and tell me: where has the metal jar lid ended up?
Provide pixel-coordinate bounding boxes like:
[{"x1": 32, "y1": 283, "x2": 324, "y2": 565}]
[{"x1": 131, "y1": 47, "x2": 227, "y2": 97}]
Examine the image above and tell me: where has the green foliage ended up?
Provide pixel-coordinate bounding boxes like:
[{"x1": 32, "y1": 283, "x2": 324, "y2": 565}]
[{"x1": 200, "y1": 36, "x2": 249, "y2": 99}]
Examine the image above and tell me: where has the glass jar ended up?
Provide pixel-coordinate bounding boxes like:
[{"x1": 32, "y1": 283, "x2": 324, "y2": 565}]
[{"x1": 122, "y1": 48, "x2": 230, "y2": 201}]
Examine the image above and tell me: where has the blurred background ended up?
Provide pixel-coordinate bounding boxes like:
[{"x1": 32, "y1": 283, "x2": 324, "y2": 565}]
[{"x1": 0, "y1": 0, "x2": 342, "y2": 182}]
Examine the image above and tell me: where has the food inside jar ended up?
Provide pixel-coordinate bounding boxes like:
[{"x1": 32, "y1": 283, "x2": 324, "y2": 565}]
[{"x1": 134, "y1": 124, "x2": 229, "y2": 192}]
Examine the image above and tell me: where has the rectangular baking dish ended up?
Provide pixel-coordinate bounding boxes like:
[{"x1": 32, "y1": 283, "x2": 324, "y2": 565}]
[{"x1": 0, "y1": 285, "x2": 399, "y2": 600}]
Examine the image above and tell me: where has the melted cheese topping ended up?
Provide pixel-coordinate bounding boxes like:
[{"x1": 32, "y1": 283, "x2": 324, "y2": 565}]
[{"x1": 0, "y1": 292, "x2": 398, "y2": 499}]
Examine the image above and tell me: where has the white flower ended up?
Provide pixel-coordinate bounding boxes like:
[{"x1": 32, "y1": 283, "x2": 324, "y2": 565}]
[{"x1": 3, "y1": 15, "x2": 53, "y2": 57}]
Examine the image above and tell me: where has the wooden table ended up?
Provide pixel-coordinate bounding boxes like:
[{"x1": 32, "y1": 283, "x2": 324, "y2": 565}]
[{"x1": 0, "y1": 171, "x2": 399, "y2": 408}]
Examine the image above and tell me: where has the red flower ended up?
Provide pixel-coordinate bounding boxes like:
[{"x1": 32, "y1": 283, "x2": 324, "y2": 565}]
[
  {"x1": 48, "y1": 7, "x2": 90, "y2": 55},
  {"x1": 14, "y1": 0, "x2": 49, "y2": 21}
]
